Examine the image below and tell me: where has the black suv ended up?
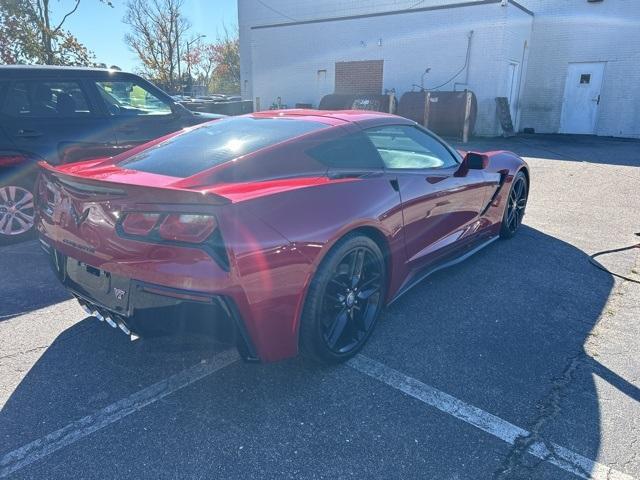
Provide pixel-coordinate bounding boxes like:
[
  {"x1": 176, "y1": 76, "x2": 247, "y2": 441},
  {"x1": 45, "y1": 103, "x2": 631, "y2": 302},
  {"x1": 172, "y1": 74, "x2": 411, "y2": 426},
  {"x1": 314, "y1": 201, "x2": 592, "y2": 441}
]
[{"x1": 0, "y1": 66, "x2": 223, "y2": 243}]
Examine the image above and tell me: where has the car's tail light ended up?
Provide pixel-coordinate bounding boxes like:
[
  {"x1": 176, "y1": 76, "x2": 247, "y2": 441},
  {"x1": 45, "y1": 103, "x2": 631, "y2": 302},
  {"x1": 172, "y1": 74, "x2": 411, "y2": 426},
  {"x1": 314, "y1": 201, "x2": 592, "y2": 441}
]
[
  {"x1": 120, "y1": 212, "x2": 217, "y2": 244},
  {"x1": 118, "y1": 212, "x2": 227, "y2": 269},
  {"x1": 0, "y1": 153, "x2": 28, "y2": 167},
  {"x1": 121, "y1": 213, "x2": 161, "y2": 236},
  {"x1": 158, "y1": 214, "x2": 217, "y2": 243}
]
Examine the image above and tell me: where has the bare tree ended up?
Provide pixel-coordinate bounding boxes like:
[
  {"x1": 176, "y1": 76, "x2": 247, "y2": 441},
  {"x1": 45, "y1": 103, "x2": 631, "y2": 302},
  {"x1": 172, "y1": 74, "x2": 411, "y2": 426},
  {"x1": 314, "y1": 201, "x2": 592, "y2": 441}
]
[{"x1": 123, "y1": 0, "x2": 190, "y2": 91}]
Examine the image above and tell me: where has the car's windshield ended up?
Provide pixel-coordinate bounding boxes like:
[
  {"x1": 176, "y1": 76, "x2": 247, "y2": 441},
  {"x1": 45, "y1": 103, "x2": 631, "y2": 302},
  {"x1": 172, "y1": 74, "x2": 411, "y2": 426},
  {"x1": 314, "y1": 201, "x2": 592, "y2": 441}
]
[{"x1": 118, "y1": 116, "x2": 328, "y2": 177}]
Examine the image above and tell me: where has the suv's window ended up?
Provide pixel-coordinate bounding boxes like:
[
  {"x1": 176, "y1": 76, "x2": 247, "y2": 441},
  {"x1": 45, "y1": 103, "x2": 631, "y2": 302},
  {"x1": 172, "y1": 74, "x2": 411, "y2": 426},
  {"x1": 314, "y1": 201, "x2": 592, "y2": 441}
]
[
  {"x1": 2, "y1": 81, "x2": 92, "y2": 117},
  {"x1": 95, "y1": 81, "x2": 172, "y2": 116},
  {"x1": 307, "y1": 132, "x2": 384, "y2": 169},
  {"x1": 365, "y1": 125, "x2": 458, "y2": 169},
  {"x1": 119, "y1": 116, "x2": 328, "y2": 178}
]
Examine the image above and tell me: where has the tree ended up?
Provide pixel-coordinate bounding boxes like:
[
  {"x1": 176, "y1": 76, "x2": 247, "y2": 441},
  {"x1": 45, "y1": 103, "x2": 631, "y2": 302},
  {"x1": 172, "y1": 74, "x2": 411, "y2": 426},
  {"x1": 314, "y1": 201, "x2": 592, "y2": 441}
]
[
  {"x1": 123, "y1": 0, "x2": 190, "y2": 91},
  {"x1": 186, "y1": 42, "x2": 212, "y2": 89},
  {"x1": 0, "y1": 0, "x2": 110, "y2": 65},
  {"x1": 209, "y1": 28, "x2": 240, "y2": 94},
  {"x1": 190, "y1": 28, "x2": 240, "y2": 95}
]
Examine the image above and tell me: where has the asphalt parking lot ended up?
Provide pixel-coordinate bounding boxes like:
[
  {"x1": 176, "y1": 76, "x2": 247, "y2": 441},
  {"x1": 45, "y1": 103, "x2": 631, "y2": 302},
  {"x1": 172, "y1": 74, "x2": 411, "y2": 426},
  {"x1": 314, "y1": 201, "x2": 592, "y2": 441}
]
[{"x1": 1, "y1": 134, "x2": 639, "y2": 479}]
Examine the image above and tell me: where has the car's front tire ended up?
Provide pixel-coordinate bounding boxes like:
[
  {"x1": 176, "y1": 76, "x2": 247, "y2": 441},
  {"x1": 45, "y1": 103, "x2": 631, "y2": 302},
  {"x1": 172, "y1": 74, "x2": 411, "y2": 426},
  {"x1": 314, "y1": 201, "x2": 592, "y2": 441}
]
[
  {"x1": 500, "y1": 170, "x2": 528, "y2": 239},
  {"x1": 0, "y1": 182, "x2": 36, "y2": 245},
  {"x1": 300, "y1": 234, "x2": 387, "y2": 363}
]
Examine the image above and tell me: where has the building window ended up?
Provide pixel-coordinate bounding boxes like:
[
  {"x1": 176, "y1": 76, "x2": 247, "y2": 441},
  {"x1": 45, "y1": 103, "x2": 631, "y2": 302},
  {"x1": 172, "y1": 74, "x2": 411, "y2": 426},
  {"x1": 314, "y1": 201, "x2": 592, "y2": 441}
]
[{"x1": 580, "y1": 74, "x2": 591, "y2": 84}]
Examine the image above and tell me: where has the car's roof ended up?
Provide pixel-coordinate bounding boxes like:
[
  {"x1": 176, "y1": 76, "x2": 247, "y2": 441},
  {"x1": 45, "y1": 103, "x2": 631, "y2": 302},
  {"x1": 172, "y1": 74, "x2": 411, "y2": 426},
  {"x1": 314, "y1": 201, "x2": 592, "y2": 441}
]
[
  {"x1": 0, "y1": 65, "x2": 117, "y2": 72},
  {"x1": 0, "y1": 65, "x2": 137, "y2": 77},
  {"x1": 250, "y1": 109, "x2": 412, "y2": 127}
]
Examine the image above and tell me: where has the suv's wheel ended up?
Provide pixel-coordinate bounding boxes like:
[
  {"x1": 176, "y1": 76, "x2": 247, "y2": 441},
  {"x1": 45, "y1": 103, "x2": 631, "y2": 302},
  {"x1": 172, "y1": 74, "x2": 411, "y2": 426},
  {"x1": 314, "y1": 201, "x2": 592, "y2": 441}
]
[
  {"x1": 0, "y1": 183, "x2": 36, "y2": 245},
  {"x1": 500, "y1": 171, "x2": 528, "y2": 239},
  {"x1": 300, "y1": 234, "x2": 387, "y2": 363}
]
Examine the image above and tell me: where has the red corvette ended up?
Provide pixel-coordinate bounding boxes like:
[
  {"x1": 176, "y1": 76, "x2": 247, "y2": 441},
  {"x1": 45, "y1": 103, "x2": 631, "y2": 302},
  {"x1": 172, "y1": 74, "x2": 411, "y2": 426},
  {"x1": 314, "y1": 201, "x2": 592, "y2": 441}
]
[{"x1": 36, "y1": 110, "x2": 529, "y2": 363}]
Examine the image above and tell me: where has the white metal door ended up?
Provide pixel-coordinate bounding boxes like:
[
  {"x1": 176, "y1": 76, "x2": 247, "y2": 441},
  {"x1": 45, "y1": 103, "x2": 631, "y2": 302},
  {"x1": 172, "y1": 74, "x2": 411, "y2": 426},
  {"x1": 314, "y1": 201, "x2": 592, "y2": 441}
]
[{"x1": 560, "y1": 62, "x2": 605, "y2": 134}]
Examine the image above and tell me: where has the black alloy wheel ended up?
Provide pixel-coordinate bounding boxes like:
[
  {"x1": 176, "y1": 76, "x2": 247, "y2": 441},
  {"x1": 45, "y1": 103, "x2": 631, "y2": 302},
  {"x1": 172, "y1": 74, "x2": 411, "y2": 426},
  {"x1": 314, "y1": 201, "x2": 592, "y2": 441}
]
[
  {"x1": 500, "y1": 171, "x2": 528, "y2": 239},
  {"x1": 300, "y1": 234, "x2": 386, "y2": 363}
]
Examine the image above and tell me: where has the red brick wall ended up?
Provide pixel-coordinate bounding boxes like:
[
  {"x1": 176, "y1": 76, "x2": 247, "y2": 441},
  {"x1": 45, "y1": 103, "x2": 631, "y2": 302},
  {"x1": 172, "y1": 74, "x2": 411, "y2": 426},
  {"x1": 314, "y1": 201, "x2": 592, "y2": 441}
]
[{"x1": 334, "y1": 60, "x2": 384, "y2": 94}]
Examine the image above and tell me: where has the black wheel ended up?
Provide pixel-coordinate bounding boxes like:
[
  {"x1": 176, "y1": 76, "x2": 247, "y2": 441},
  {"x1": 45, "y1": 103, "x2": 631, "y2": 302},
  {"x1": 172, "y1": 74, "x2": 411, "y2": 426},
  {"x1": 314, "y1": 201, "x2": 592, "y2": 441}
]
[
  {"x1": 500, "y1": 171, "x2": 528, "y2": 239},
  {"x1": 300, "y1": 234, "x2": 386, "y2": 363},
  {"x1": 0, "y1": 182, "x2": 36, "y2": 245}
]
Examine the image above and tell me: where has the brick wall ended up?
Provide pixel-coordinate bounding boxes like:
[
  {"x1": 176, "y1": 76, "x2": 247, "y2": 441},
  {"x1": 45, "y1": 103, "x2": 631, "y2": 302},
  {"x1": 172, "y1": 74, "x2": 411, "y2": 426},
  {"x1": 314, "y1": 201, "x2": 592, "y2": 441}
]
[{"x1": 334, "y1": 60, "x2": 384, "y2": 94}]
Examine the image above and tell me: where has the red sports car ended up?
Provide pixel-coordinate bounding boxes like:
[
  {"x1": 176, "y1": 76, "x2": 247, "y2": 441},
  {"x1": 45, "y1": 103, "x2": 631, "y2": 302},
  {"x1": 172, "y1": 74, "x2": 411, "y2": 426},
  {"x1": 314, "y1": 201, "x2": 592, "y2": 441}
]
[{"x1": 36, "y1": 110, "x2": 529, "y2": 363}]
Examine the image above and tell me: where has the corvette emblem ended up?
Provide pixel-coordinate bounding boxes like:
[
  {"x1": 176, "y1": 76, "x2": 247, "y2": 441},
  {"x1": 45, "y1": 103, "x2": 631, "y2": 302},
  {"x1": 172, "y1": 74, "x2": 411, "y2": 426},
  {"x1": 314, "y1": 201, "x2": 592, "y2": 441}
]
[
  {"x1": 56, "y1": 197, "x2": 90, "y2": 228},
  {"x1": 113, "y1": 288, "x2": 126, "y2": 300},
  {"x1": 70, "y1": 204, "x2": 90, "y2": 227}
]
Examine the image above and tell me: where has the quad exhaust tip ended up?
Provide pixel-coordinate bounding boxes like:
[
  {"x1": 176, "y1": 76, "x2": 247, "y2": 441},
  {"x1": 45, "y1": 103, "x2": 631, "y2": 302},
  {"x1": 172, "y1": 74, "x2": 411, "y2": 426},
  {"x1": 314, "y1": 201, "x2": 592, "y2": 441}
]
[
  {"x1": 78, "y1": 299, "x2": 138, "y2": 340},
  {"x1": 104, "y1": 315, "x2": 118, "y2": 328},
  {"x1": 117, "y1": 321, "x2": 131, "y2": 335}
]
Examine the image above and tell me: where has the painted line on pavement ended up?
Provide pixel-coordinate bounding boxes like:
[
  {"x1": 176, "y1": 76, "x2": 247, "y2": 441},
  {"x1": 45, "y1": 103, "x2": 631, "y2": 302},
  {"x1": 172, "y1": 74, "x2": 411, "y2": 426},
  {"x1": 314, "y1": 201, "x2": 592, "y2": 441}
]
[
  {"x1": 348, "y1": 354, "x2": 635, "y2": 480},
  {"x1": 0, "y1": 349, "x2": 239, "y2": 478}
]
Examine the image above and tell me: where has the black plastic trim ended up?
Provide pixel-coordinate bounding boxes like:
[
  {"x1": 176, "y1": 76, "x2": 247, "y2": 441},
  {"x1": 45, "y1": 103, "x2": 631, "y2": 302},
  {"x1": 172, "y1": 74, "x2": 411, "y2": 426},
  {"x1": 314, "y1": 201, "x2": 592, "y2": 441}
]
[
  {"x1": 389, "y1": 236, "x2": 498, "y2": 304},
  {"x1": 47, "y1": 246, "x2": 260, "y2": 362},
  {"x1": 218, "y1": 297, "x2": 260, "y2": 362}
]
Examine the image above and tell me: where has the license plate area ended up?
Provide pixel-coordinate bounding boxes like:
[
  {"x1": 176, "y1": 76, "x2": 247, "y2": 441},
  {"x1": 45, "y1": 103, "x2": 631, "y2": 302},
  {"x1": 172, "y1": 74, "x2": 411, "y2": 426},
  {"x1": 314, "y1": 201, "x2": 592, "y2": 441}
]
[{"x1": 65, "y1": 258, "x2": 131, "y2": 315}]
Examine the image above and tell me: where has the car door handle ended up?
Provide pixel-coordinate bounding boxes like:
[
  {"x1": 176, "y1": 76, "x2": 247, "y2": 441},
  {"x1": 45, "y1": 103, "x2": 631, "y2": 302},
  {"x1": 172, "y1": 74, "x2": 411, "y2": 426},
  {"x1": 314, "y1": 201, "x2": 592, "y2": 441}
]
[{"x1": 16, "y1": 129, "x2": 43, "y2": 138}]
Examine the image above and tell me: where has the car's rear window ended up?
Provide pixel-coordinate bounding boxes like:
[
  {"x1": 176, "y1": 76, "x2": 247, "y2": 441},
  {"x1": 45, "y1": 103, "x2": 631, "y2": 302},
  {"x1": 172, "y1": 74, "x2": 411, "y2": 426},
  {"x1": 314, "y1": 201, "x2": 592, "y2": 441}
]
[{"x1": 119, "y1": 116, "x2": 328, "y2": 177}]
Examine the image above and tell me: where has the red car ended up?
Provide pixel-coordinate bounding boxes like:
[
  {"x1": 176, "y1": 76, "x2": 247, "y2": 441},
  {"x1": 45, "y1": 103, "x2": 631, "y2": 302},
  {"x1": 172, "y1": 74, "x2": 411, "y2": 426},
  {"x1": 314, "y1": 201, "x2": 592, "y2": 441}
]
[{"x1": 36, "y1": 110, "x2": 529, "y2": 363}]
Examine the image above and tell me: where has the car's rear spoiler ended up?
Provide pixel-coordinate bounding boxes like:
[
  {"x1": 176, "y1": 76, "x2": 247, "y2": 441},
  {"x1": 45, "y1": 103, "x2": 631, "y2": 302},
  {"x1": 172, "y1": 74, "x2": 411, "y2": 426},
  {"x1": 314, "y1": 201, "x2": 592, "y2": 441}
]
[{"x1": 38, "y1": 161, "x2": 231, "y2": 206}]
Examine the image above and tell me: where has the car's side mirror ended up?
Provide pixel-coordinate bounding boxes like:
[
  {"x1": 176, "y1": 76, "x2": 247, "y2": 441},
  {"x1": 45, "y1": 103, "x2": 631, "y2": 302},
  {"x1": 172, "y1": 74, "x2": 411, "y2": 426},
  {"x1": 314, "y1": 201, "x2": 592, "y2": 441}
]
[
  {"x1": 455, "y1": 152, "x2": 489, "y2": 177},
  {"x1": 466, "y1": 152, "x2": 489, "y2": 170}
]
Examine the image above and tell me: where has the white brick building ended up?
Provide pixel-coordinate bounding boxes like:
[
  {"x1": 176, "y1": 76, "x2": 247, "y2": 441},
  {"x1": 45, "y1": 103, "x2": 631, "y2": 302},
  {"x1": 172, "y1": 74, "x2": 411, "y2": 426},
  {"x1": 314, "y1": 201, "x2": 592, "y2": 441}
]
[{"x1": 238, "y1": 0, "x2": 640, "y2": 138}]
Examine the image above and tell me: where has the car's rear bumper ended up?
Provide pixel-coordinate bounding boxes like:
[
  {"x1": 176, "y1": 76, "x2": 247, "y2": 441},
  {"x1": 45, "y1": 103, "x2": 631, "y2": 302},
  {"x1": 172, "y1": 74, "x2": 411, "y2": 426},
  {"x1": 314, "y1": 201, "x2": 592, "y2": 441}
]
[{"x1": 40, "y1": 238, "x2": 259, "y2": 361}]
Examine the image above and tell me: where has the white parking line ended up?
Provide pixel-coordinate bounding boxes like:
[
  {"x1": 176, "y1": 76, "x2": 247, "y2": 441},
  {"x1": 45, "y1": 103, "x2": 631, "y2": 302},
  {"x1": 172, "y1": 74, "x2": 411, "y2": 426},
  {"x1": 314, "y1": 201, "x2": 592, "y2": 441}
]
[
  {"x1": 2, "y1": 349, "x2": 634, "y2": 479},
  {"x1": 348, "y1": 354, "x2": 636, "y2": 480},
  {"x1": 0, "y1": 349, "x2": 239, "y2": 478}
]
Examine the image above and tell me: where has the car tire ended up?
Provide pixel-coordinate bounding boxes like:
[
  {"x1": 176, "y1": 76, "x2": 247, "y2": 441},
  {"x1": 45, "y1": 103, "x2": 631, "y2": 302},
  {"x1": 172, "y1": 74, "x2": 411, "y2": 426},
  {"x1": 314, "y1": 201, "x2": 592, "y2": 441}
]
[
  {"x1": 0, "y1": 180, "x2": 36, "y2": 245},
  {"x1": 299, "y1": 234, "x2": 387, "y2": 364},
  {"x1": 500, "y1": 170, "x2": 528, "y2": 239}
]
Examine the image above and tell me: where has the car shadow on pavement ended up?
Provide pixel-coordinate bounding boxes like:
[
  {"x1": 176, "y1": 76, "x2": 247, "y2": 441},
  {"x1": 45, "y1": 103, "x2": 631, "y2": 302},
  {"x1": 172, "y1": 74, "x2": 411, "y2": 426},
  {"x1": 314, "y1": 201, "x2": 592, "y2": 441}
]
[
  {"x1": 368, "y1": 225, "x2": 638, "y2": 478},
  {"x1": 0, "y1": 240, "x2": 71, "y2": 322},
  {"x1": 1, "y1": 226, "x2": 637, "y2": 479}
]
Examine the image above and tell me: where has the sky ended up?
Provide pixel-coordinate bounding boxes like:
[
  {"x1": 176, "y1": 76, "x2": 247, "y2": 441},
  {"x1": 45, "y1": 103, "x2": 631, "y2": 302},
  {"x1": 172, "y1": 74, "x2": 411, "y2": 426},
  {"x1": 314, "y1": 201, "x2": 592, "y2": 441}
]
[{"x1": 53, "y1": 0, "x2": 239, "y2": 72}]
